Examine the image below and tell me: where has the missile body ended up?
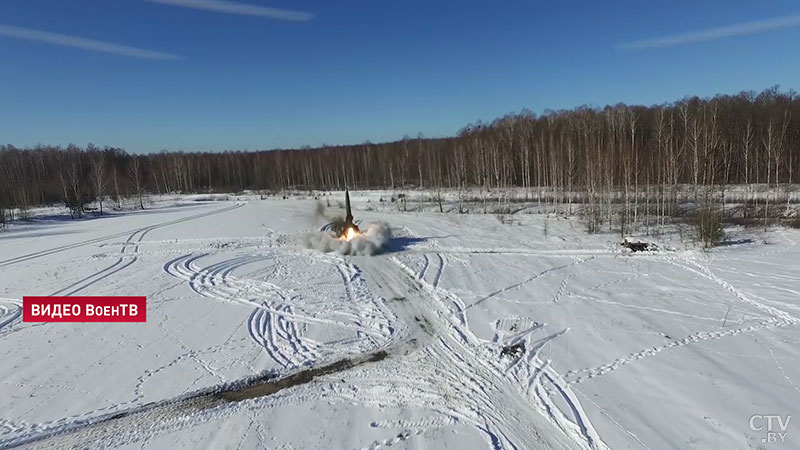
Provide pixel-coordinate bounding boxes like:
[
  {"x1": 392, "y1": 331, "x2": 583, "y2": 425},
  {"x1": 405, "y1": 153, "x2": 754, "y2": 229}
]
[{"x1": 341, "y1": 188, "x2": 359, "y2": 236}]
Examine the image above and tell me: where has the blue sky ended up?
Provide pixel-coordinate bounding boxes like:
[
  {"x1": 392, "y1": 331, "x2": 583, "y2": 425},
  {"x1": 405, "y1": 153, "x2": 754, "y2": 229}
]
[{"x1": 1, "y1": 0, "x2": 799, "y2": 153}]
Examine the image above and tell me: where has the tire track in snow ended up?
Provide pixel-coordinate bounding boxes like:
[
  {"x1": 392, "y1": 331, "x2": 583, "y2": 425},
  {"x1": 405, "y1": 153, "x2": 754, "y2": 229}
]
[
  {"x1": 497, "y1": 321, "x2": 606, "y2": 450},
  {"x1": 164, "y1": 253, "x2": 311, "y2": 370},
  {"x1": 433, "y1": 253, "x2": 446, "y2": 287},
  {"x1": 163, "y1": 251, "x2": 396, "y2": 371},
  {"x1": 164, "y1": 253, "x2": 391, "y2": 338},
  {"x1": 8, "y1": 240, "x2": 402, "y2": 445},
  {"x1": 0, "y1": 349, "x2": 390, "y2": 450},
  {"x1": 7, "y1": 225, "x2": 613, "y2": 450},
  {"x1": 573, "y1": 388, "x2": 654, "y2": 450},
  {"x1": 418, "y1": 254, "x2": 430, "y2": 281},
  {"x1": 0, "y1": 299, "x2": 22, "y2": 333},
  {"x1": 0, "y1": 203, "x2": 242, "y2": 269},
  {"x1": 344, "y1": 255, "x2": 607, "y2": 450},
  {"x1": 247, "y1": 304, "x2": 317, "y2": 370},
  {"x1": 49, "y1": 227, "x2": 148, "y2": 297},
  {"x1": 5, "y1": 245, "x2": 401, "y2": 447},
  {"x1": 43, "y1": 203, "x2": 245, "y2": 296}
]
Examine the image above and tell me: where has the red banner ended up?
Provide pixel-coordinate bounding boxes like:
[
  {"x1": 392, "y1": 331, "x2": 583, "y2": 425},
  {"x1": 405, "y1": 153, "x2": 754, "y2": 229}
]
[{"x1": 23, "y1": 296, "x2": 146, "y2": 322}]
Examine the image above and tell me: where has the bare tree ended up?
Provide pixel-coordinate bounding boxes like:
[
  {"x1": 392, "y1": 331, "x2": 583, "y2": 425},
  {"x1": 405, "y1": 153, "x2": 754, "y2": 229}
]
[
  {"x1": 91, "y1": 152, "x2": 108, "y2": 215},
  {"x1": 129, "y1": 156, "x2": 145, "y2": 210}
]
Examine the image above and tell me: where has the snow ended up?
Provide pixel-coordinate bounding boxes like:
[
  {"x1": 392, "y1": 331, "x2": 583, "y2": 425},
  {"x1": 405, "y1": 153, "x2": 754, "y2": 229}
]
[{"x1": 1, "y1": 194, "x2": 798, "y2": 449}]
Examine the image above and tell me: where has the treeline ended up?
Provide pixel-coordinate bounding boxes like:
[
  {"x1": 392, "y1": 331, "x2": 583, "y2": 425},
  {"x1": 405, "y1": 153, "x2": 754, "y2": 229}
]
[{"x1": 1, "y1": 87, "x2": 799, "y2": 230}]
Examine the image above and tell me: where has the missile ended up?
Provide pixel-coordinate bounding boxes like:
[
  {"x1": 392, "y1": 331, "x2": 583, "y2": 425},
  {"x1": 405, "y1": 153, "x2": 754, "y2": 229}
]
[{"x1": 342, "y1": 188, "x2": 360, "y2": 237}]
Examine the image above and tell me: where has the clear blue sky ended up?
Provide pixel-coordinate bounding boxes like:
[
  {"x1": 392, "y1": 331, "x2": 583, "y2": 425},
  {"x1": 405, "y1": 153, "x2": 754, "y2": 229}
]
[{"x1": 1, "y1": 0, "x2": 799, "y2": 153}]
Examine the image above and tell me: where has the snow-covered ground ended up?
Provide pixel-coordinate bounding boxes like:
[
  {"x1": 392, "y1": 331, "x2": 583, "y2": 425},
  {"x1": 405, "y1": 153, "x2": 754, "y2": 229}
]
[{"x1": 1, "y1": 194, "x2": 798, "y2": 449}]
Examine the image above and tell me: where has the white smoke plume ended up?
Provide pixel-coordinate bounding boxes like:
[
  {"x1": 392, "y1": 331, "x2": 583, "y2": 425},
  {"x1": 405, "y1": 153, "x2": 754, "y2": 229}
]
[{"x1": 302, "y1": 222, "x2": 392, "y2": 256}]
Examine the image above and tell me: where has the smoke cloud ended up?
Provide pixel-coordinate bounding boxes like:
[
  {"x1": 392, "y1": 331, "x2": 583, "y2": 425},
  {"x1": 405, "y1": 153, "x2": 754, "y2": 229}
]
[{"x1": 302, "y1": 222, "x2": 392, "y2": 256}]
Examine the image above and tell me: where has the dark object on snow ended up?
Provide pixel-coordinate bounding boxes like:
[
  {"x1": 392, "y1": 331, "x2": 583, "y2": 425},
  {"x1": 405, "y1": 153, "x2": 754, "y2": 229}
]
[
  {"x1": 621, "y1": 239, "x2": 650, "y2": 252},
  {"x1": 501, "y1": 342, "x2": 525, "y2": 358}
]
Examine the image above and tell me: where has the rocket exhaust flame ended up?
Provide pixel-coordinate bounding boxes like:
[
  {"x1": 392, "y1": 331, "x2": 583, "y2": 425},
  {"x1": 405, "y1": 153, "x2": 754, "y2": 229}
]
[{"x1": 343, "y1": 226, "x2": 358, "y2": 241}]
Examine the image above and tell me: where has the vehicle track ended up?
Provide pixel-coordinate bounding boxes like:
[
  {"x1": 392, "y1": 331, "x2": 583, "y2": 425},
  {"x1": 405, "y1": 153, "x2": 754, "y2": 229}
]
[
  {"x1": 163, "y1": 250, "x2": 397, "y2": 371},
  {"x1": 0, "y1": 350, "x2": 389, "y2": 450},
  {"x1": 4, "y1": 245, "x2": 599, "y2": 450},
  {"x1": 49, "y1": 203, "x2": 244, "y2": 296},
  {"x1": 0, "y1": 203, "x2": 243, "y2": 270},
  {"x1": 343, "y1": 255, "x2": 604, "y2": 450},
  {"x1": 433, "y1": 253, "x2": 446, "y2": 287},
  {"x1": 0, "y1": 299, "x2": 22, "y2": 333},
  {"x1": 1, "y1": 248, "x2": 402, "y2": 449}
]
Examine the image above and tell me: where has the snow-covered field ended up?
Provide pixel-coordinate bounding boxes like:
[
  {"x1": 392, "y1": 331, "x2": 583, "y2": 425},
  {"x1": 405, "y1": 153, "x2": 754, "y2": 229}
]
[{"x1": 1, "y1": 194, "x2": 798, "y2": 449}]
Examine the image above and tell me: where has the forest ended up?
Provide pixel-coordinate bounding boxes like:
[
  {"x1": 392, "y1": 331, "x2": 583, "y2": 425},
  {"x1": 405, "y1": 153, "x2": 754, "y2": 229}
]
[{"x1": 2, "y1": 87, "x2": 799, "y2": 236}]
